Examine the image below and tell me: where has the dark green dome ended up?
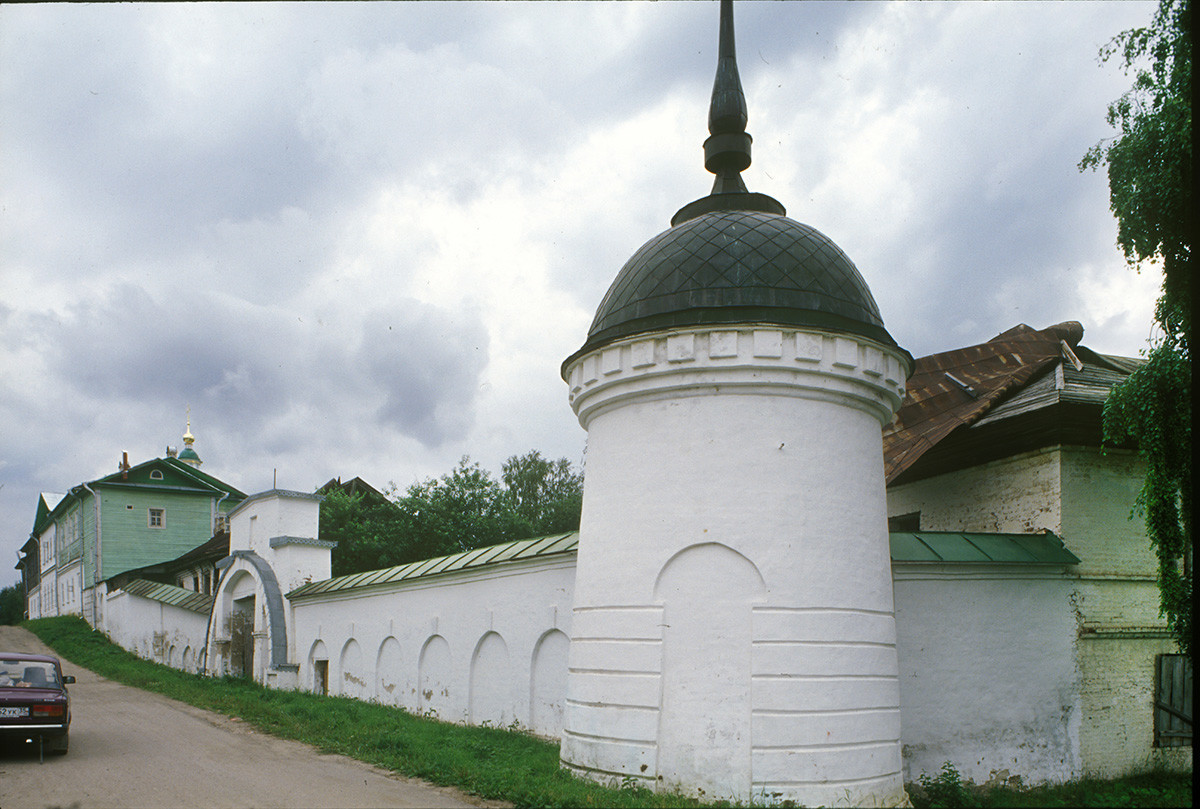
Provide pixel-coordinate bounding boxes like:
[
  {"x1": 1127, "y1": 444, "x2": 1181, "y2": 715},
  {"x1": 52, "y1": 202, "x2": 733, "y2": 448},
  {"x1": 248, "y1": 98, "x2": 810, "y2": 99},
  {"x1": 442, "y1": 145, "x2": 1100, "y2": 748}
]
[
  {"x1": 563, "y1": 0, "x2": 903, "y2": 371},
  {"x1": 568, "y1": 206, "x2": 897, "y2": 364}
]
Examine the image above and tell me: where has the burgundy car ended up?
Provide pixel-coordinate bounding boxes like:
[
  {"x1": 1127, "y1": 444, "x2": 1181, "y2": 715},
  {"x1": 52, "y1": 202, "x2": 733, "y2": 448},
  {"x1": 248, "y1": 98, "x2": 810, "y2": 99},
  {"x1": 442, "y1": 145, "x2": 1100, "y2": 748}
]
[{"x1": 0, "y1": 652, "x2": 74, "y2": 759}]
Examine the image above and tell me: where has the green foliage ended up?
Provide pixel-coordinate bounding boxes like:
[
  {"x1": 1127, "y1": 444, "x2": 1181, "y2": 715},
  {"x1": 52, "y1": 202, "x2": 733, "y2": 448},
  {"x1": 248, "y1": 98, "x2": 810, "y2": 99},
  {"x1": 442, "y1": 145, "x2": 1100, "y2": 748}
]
[
  {"x1": 323, "y1": 452, "x2": 583, "y2": 578},
  {"x1": 0, "y1": 583, "x2": 25, "y2": 625},
  {"x1": 913, "y1": 763, "x2": 981, "y2": 809},
  {"x1": 1082, "y1": 0, "x2": 1192, "y2": 659},
  {"x1": 321, "y1": 488, "x2": 412, "y2": 577},
  {"x1": 1080, "y1": 0, "x2": 1192, "y2": 342},
  {"x1": 501, "y1": 450, "x2": 583, "y2": 537},
  {"x1": 907, "y1": 763, "x2": 1192, "y2": 809},
  {"x1": 1104, "y1": 344, "x2": 1192, "y2": 656},
  {"x1": 977, "y1": 767, "x2": 1193, "y2": 808},
  {"x1": 400, "y1": 456, "x2": 534, "y2": 556}
]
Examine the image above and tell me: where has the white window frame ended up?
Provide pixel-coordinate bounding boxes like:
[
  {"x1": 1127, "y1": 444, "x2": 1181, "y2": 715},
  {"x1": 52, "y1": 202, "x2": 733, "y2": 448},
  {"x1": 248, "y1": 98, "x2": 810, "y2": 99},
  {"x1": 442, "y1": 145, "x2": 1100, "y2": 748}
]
[{"x1": 148, "y1": 508, "x2": 166, "y2": 529}]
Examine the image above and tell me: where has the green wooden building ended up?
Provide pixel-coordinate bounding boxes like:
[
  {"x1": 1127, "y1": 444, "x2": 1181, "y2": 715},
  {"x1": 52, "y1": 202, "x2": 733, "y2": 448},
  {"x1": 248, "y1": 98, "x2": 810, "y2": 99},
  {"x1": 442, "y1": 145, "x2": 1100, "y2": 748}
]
[{"x1": 19, "y1": 437, "x2": 245, "y2": 626}]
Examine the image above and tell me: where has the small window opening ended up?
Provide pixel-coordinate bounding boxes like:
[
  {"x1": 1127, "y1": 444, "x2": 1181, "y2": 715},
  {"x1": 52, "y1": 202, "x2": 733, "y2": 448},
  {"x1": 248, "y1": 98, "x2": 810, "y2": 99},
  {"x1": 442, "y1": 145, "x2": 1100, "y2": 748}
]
[
  {"x1": 888, "y1": 512, "x2": 921, "y2": 532},
  {"x1": 314, "y1": 660, "x2": 329, "y2": 696},
  {"x1": 148, "y1": 508, "x2": 165, "y2": 529},
  {"x1": 150, "y1": 470, "x2": 164, "y2": 480}
]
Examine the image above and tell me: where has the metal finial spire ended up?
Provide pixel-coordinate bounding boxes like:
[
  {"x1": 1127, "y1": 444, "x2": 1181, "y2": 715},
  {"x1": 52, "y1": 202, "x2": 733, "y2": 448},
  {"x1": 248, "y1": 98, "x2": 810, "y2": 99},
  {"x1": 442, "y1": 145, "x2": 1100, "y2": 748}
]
[{"x1": 704, "y1": 0, "x2": 752, "y2": 194}]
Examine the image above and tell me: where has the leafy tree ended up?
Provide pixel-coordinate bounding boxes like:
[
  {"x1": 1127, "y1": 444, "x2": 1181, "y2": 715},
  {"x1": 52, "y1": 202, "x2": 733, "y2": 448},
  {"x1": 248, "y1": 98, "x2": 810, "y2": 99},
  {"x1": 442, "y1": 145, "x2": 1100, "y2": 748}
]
[
  {"x1": 399, "y1": 457, "x2": 533, "y2": 557},
  {"x1": 1081, "y1": 0, "x2": 1191, "y2": 657},
  {"x1": 501, "y1": 450, "x2": 583, "y2": 537},
  {"x1": 321, "y1": 488, "x2": 414, "y2": 578},
  {"x1": 320, "y1": 453, "x2": 584, "y2": 578},
  {"x1": 0, "y1": 583, "x2": 25, "y2": 625}
]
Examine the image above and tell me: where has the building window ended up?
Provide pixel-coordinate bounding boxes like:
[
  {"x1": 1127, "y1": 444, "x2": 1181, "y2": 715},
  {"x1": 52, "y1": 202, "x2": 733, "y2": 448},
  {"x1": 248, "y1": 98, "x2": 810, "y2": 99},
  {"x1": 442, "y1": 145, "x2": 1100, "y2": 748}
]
[
  {"x1": 150, "y1": 470, "x2": 164, "y2": 480},
  {"x1": 1155, "y1": 654, "x2": 1193, "y2": 747},
  {"x1": 888, "y1": 512, "x2": 921, "y2": 532},
  {"x1": 148, "y1": 508, "x2": 165, "y2": 529}
]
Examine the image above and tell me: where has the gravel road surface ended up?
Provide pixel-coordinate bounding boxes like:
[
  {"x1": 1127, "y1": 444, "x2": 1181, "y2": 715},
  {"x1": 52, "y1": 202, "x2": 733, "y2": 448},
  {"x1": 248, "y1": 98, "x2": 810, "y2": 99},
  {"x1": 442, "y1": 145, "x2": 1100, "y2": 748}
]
[{"x1": 0, "y1": 625, "x2": 495, "y2": 809}]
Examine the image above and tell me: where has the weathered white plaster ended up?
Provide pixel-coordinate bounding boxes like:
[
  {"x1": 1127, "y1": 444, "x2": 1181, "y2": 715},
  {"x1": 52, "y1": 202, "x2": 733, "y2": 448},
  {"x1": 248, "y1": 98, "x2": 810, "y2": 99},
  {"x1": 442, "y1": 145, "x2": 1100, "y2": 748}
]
[
  {"x1": 103, "y1": 588, "x2": 210, "y2": 673},
  {"x1": 888, "y1": 447, "x2": 1193, "y2": 779},
  {"x1": 206, "y1": 490, "x2": 327, "y2": 687},
  {"x1": 290, "y1": 556, "x2": 576, "y2": 735},
  {"x1": 892, "y1": 565, "x2": 1081, "y2": 785},
  {"x1": 562, "y1": 326, "x2": 911, "y2": 807}
]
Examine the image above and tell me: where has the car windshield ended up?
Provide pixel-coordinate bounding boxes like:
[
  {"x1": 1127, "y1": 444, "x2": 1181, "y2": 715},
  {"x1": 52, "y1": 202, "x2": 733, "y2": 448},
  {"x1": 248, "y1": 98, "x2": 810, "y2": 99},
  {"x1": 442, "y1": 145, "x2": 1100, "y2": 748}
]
[{"x1": 0, "y1": 659, "x2": 60, "y2": 689}]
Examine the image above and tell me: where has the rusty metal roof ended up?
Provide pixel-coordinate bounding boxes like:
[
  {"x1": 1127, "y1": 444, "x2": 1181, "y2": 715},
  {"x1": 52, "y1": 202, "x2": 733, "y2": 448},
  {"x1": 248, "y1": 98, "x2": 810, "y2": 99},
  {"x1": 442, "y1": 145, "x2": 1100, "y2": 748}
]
[
  {"x1": 119, "y1": 579, "x2": 215, "y2": 614},
  {"x1": 286, "y1": 532, "x2": 580, "y2": 599},
  {"x1": 889, "y1": 531, "x2": 1080, "y2": 565},
  {"x1": 883, "y1": 322, "x2": 1137, "y2": 484}
]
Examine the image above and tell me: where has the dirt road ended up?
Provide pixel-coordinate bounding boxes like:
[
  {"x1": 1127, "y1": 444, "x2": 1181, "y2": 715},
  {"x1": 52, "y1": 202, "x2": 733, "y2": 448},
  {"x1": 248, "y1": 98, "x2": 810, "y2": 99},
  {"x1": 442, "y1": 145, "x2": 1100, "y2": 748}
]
[{"x1": 0, "y1": 625, "x2": 494, "y2": 809}]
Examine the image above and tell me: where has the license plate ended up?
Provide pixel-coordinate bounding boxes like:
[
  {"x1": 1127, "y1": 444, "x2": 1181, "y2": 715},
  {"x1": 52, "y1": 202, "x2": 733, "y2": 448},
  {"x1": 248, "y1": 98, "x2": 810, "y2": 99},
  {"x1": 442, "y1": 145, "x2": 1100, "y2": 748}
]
[{"x1": 0, "y1": 706, "x2": 28, "y2": 718}]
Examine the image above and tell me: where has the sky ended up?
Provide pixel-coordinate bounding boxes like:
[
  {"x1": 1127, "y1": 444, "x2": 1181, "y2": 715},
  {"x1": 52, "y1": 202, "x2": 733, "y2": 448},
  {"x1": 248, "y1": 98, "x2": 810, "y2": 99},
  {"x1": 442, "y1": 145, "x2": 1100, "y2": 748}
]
[{"x1": 0, "y1": 1, "x2": 1161, "y2": 588}]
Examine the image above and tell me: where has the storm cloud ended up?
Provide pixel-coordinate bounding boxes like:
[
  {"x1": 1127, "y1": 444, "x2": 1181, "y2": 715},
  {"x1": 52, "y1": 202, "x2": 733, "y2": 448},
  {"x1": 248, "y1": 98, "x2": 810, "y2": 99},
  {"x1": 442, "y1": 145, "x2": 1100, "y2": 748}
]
[{"x1": 0, "y1": 2, "x2": 1160, "y2": 585}]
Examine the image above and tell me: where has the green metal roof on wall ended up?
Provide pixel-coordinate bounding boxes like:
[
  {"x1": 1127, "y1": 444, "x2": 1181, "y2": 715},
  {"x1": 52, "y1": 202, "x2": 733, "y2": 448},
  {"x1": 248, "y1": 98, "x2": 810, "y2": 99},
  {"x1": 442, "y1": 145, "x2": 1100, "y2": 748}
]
[
  {"x1": 119, "y1": 579, "x2": 215, "y2": 614},
  {"x1": 286, "y1": 529, "x2": 1077, "y2": 601},
  {"x1": 287, "y1": 532, "x2": 580, "y2": 599},
  {"x1": 889, "y1": 531, "x2": 1080, "y2": 565}
]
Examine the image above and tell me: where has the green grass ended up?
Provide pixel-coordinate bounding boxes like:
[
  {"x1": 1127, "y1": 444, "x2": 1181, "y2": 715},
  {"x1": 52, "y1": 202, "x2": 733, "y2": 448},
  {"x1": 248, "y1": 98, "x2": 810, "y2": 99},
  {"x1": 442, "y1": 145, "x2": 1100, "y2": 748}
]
[
  {"x1": 22, "y1": 617, "x2": 1194, "y2": 809},
  {"x1": 907, "y1": 761, "x2": 1192, "y2": 809}
]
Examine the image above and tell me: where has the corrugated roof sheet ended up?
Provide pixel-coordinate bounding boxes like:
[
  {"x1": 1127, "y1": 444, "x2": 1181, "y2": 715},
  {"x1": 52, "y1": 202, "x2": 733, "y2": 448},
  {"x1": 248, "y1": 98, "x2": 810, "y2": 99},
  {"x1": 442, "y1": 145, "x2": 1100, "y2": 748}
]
[
  {"x1": 889, "y1": 531, "x2": 1080, "y2": 565},
  {"x1": 119, "y1": 579, "x2": 215, "y2": 614},
  {"x1": 883, "y1": 322, "x2": 1137, "y2": 483},
  {"x1": 287, "y1": 529, "x2": 1074, "y2": 600},
  {"x1": 287, "y1": 532, "x2": 580, "y2": 599}
]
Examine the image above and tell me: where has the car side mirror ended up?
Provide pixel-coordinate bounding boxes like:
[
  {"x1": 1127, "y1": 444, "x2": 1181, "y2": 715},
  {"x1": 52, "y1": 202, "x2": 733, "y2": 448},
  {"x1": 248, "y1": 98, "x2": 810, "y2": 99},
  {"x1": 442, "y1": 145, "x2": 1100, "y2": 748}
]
[{"x1": 62, "y1": 675, "x2": 76, "y2": 684}]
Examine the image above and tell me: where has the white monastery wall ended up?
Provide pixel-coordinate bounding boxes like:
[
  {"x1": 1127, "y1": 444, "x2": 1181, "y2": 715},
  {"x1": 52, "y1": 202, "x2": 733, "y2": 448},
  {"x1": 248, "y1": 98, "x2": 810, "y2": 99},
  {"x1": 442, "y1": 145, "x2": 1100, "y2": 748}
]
[
  {"x1": 892, "y1": 565, "x2": 1081, "y2": 785},
  {"x1": 229, "y1": 490, "x2": 321, "y2": 560},
  {"x1": 58, "y1": 441, "x2": 1186, "y2": 788},
  {"x1": 289, "y1": 556, "x2": 575, "y2": 737},
  {"x1": 102, "y1": 588, "x2": 209, "y2": 673}
]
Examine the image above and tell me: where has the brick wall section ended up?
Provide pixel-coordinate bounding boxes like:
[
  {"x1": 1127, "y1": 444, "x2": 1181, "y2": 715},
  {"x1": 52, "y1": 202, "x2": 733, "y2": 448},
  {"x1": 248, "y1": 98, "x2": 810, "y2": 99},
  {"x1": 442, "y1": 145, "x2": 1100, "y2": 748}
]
[
  {"x1": 886, "y1": 447, "x2": 1062, "y2": 535},
  {"x1": 1059, "y1": 446, "x2": 1154, "y2": 578},
  {"x1": 1078, "y1": 637, "x2": 1191, "y2": 776}
]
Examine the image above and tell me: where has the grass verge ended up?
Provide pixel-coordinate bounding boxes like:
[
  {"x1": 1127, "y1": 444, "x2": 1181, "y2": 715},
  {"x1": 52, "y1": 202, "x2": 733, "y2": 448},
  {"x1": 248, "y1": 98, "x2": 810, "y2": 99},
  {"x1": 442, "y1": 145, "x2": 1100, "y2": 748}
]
[
  {"x1": 21, "y1": 617, "x2": 1193, "y2": 808},
  {"x1": 908, "y1": 761, "x2": 1192, "y2": 808},
  {"x1": 21, "y1": 616, "x2": 707, "y2": 808}
]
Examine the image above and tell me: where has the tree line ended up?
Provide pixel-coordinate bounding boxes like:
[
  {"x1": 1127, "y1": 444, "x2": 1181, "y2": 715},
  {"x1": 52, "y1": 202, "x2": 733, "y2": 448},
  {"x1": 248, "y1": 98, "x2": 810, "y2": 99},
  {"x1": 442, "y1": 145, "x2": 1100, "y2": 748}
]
[
  {"x1": 319, "y1": 450, "x2": 583, "y2": 577},
  {"x1": 1082, "y1": 0, "x2": 1191, "y2": 658}
]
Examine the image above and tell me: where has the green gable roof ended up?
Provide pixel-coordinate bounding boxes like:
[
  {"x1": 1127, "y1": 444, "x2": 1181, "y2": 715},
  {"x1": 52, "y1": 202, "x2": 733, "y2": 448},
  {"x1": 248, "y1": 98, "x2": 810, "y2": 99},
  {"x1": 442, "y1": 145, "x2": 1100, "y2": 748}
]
[
  {"x1": 119, "y1": 578, "x2": 215, "y2": 614},
  {"x1": 42, "y1": 455, "x2": 245, "y2": 526}
]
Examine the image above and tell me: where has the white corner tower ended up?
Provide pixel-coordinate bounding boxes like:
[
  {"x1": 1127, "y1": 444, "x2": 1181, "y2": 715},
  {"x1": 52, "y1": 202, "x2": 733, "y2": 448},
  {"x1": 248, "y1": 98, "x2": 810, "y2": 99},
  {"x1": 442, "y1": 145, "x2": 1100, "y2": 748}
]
[{"x1": 559, "y1": 2, "x2": 913, "y2": 806}]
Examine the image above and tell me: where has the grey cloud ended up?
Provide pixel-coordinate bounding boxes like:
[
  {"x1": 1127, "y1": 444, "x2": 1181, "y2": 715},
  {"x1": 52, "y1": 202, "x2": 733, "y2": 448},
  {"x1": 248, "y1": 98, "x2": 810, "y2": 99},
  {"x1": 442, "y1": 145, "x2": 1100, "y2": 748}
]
[
  {"x1": 26, "y1": 284, "x2": 487, "y2": 449},
  {"x1": 360, "y1": 309, "x2": 489, "y2": 447}
]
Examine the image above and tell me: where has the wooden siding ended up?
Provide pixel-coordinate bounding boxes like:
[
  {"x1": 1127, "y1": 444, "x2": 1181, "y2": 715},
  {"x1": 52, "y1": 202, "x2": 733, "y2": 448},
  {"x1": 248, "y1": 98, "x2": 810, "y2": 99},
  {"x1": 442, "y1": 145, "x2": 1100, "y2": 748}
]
[{"x1": 97, "y1": 489, "x2": 216, "y2": 581}]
